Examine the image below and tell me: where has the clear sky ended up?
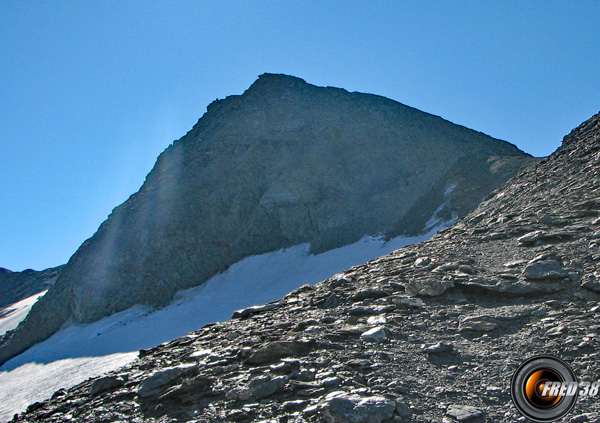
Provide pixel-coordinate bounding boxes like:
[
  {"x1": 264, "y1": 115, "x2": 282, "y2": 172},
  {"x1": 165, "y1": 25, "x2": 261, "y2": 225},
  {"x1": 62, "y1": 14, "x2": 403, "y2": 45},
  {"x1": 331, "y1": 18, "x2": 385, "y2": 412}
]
[{"x1": 1, "y1": 1, "x2": 599, "y2": 272}]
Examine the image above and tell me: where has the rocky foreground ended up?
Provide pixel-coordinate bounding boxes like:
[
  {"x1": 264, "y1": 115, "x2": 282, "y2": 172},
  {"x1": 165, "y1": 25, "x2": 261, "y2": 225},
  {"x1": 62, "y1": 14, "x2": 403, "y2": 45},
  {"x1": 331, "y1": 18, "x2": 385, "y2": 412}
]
[{"x1": 12, "y1": 113, "x2": 600, "y2": 422}]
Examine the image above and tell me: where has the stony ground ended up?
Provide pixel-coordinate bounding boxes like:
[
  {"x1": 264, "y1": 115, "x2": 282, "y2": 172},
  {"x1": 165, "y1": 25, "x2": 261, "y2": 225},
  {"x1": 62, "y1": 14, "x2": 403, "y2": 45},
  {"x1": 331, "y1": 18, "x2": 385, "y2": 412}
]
[{"x1": 10, "y1": 113, "x2": 600, "y2": 422}]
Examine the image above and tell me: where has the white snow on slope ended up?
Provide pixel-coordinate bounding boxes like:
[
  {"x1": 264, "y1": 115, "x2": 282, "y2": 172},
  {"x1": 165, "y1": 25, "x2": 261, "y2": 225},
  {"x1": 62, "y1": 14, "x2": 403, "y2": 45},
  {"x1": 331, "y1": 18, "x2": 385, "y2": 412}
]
[
  {"x1": 0, "y1": 353, "x2": 137, "y2": 422},
  {"x1": 0, "y1": 291, "x2": 47, "y2": 337},
  {"x1": 424, "y1": 183, "x2": 458, "y2": 233},
  {"x1": 0, "y1": 226, "x2": 445, "y2": 422}
]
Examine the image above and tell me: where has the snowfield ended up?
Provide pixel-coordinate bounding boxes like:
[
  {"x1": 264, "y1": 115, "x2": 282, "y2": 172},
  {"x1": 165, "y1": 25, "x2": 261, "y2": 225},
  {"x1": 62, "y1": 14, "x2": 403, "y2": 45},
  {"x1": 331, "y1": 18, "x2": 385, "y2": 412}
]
[
  {"x1": 0, "y1": 353, "x2": 137, "y2": 422},
  {"x1": 0, "y1": 227, "x2": 445, "y2": 422},
  {"x1": 0, "y1": 291, "x2": 47, "y2": 337}
]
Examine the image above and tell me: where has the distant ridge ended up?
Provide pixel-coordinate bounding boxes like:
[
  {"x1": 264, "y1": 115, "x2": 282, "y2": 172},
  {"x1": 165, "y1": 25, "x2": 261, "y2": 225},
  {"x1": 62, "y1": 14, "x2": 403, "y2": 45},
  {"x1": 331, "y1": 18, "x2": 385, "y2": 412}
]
[{"x1": 0, "y1": 266, "x2": 62, "y2": 310}]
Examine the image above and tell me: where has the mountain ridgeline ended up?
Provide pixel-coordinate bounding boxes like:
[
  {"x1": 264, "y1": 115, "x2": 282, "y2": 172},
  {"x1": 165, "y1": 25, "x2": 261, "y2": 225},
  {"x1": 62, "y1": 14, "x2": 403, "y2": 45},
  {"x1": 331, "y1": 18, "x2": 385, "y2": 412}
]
[
  {"x1": 0, "y1": 266, "x2": 62, "y2": 310},
  {"x1": 0, "y1": 74, "x2": 534, "y2": 365}
]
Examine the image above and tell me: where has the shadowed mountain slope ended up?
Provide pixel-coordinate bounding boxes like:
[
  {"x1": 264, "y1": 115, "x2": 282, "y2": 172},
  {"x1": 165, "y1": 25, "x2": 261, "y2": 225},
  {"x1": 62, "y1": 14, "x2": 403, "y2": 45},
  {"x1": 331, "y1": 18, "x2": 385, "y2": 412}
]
[{"x1": 0, "y1": 74, "x2": 533, "y2": 366}]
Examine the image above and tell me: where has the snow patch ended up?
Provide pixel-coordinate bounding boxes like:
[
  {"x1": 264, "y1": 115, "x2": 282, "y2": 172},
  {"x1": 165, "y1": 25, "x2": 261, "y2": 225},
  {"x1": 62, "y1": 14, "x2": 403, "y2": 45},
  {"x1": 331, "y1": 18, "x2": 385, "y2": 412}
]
[
  {"x1": 0, "y1": 291, "x2": 47, "y2": 336},
  {"x1": 424, "y1": 184, "x2": 459, "y2": 232},
  {"x1": 0, "y1": 353, "x2": 136, "y2": 422},
  {"x1": 444, "y1": 183, "x2": 457, "y2": 197}
]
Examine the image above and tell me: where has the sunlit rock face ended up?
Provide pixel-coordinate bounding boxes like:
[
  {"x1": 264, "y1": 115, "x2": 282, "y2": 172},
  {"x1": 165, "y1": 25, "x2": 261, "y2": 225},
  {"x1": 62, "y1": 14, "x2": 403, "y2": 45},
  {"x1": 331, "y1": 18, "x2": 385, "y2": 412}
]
[{"x1": 0, "y1": 73, "x2": 534, "y2": 365}]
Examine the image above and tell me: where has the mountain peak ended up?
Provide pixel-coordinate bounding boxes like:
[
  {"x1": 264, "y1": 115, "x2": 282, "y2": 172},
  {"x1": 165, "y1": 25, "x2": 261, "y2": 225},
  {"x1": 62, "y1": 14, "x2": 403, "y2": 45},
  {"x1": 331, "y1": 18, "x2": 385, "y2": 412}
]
[
  {"x1": 241, "y1": 73, "x2": 312, "y2": 99},
  {"x1": 249, "y1": 73, "x2": 308, "y2": 90}
]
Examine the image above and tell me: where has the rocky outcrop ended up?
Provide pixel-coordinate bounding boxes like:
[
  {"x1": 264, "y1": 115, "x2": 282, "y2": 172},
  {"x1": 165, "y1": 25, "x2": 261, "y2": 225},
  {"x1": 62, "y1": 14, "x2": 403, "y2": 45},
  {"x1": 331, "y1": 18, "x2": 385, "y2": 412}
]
[
  {"x1": 10, "y1": 112, "x2": 600, "y2": 423},
  {"x1": 0, "y1": 73, "x2": 534, "y2": 366},
  {"x1": 0, "y1": 266, "x2": 63, "y2": 310}
]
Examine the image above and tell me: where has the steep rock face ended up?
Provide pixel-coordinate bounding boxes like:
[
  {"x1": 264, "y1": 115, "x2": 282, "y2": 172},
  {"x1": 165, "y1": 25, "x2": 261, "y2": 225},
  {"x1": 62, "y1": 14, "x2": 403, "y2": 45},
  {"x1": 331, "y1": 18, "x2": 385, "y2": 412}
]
[
  {"x1": 0, "y1": 74, "x2": 533, "y2": 365},
  {"x1": 0, "y1": 266, "x2": 63, "y2": 310},
  {"x1": 10, "y1": 112, "x2": 600, "y2": 423}
]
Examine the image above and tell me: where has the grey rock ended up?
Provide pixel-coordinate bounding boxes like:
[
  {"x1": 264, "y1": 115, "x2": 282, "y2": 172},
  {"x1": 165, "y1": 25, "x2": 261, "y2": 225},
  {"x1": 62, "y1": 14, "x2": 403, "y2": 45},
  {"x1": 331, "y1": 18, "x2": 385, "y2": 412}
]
[
  {"x1": 303, "y1": 404, "x2": 320, "y2": 417},
  {"x1": 138, "y1": 364, "x2": 197, "y2": 398},
  {"x1": 581, "y1": 272, "x2": 600, "y2": 292},
  {"x1": 392, "y1": 296, "x2": 424, "y2": 308},
  {"x1": 503, "y1": 260, "x2": 527, "y2": 268},
  {"x1": 423, "y1": 342, "x2": 454, "y2": 354},
  {"x1": 350, "y1": 289, "x2": 390, "y2": 302},
  {"x1": 518, "y1": 230, "x2": 548, "y2": 245},
  {"x1": 366, "y1": 315, "x2": 387, "y2": 325},
  {"x1": 414, "y1": 257, "x2": 432, "y2": 267},
  {"x1": 394, "y1": 400, "x2": 412, "y2": 418},
  {"x1": 545, "y1": 325, "x2": 566, "y2": 337},
  {"x1": 570, "y1": 414, "x2": 590, "y2": 423},
  {"x1": 457, "y1": 277, "x2": 563, "y2": 295},
  {"x1": 348, "y1": 305, "x2": 395, "y2": 316},
  {"x1": 319, "y1": 393, "x2": 395, "y2": 423},
  {"x1": 246, "y1": 341, "x2": 308, "y2": 364},
  {"x1": 90, "y1": 376, "x2": 125, "y2": 396},
  {"x1": 459, "y1": 316, "x2": 500, "y2": 332},
  {"x1": 523, "y1": 259, "x2": 569, "y2": 280},
  {"x1": 245, "y1": 375, "x2": 287, "y2": 400},
  {"x1": 232, "y1": 302, "x2": 279, "y2": 319},
  {"x1": 406, "y1": 279, "x2": 453, "y2": 296},
  {"x1": 360, "y1": 326, "x2": 389, "y2": 343},
  {"x1": 446, "y1": 404, "x2": 484, "y2": 421},
  {"x1": 320, "y1": 376, "x2": 342, "y2": 388}
]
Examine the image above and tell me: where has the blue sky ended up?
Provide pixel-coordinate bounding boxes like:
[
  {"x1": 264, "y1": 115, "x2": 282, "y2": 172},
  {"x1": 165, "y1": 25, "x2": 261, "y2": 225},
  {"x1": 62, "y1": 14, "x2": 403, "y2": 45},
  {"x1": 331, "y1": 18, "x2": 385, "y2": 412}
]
[{"x1": 1, "y1": 1, "x2": 599, "y2": 271}]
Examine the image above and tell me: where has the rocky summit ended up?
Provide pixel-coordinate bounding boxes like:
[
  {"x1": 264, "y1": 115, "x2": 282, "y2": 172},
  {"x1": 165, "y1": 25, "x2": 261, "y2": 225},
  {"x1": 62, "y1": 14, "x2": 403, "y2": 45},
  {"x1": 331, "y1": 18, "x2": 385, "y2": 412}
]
[
  {"x1": 0, "y1": 74, "x2": 533, "y2": 365},
  {"x1": 10, "y1": 113, "x2": 600, "y2": 422}
]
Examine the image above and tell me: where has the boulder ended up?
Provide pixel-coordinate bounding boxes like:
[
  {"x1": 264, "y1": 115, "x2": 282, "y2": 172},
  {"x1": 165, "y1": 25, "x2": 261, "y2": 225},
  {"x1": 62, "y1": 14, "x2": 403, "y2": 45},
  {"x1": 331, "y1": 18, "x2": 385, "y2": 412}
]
[
  {"x1": 319, "y1": 392, "x2": 395, "y2": 423},
  {"x1": 523, "y1": 259, "x2": 568, "y2": 280},
  {"x1": 246, "y1": 341, "x2": 308, "y2": 365},
  {"x1": 406, "y1": 279, "x2": 453, "y2": 296}
]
